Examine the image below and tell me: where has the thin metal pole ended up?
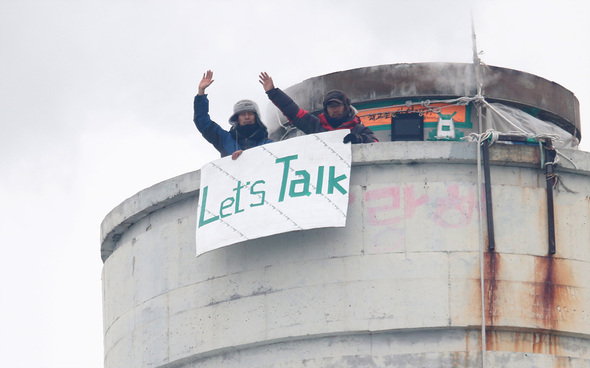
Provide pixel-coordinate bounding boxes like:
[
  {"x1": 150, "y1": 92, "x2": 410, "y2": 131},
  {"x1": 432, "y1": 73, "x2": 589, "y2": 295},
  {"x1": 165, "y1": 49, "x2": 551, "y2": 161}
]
[{"x1": 472, "y1": 13, "x2": 487, "y2": 368}]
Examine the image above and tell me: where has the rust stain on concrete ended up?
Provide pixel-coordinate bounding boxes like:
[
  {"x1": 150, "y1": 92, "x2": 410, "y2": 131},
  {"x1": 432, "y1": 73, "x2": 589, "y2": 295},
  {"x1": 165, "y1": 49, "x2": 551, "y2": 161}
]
[
  {"x1": 532, "y1": 256, "x2": 576, "y2": 331},
  {"x1": 483, "y1": 252, "x2": 500, "y2": 326},
  {"x1": 482, "y1": 251, "x2": 577, "y2": 355},
  {"x1": 485, "y1": 330, "x2": 563, "y2": 356}
]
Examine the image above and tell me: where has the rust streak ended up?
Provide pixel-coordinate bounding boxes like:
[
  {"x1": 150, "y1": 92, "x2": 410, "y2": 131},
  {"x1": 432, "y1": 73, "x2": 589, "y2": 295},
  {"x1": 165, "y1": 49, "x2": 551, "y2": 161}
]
[
  {"x1": 483, "y1": 252, "x2": 500, "y2": 328},
  {"x1": 485, "y1": 328, "x2": 496, "y2": 352},
  {"x1": 532, "y1": 332, "x2": 544, "y2": 354},
  {"x1": 483, "y1": 253, "x2": 576, "y2": 355},
  {"x1": 535, "y1": 256, "x2": 577, "y2": 332},
  {"x1": 486, "y1": 330, "x2": 563, "y2": 356}
]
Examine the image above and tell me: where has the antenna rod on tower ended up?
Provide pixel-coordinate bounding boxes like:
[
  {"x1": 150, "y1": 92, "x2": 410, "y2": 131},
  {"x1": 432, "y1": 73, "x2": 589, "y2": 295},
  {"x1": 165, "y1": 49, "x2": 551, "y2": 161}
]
[{"x1": 471, "y1": 13, "x2": 483, "y2": 96}]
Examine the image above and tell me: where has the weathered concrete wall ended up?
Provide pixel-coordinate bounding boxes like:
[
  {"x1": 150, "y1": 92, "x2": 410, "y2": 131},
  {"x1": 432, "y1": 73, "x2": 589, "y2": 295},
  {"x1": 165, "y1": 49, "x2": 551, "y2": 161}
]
[{"x1": 101, "y1": 141, "x2": 590, "y2": 368}]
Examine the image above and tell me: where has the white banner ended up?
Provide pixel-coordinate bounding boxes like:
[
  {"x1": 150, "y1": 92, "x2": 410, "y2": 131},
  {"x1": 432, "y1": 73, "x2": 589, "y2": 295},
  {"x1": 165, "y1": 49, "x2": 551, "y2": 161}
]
[{"x1": 196, "y1": 130, "x2": 351, "y2": 256}]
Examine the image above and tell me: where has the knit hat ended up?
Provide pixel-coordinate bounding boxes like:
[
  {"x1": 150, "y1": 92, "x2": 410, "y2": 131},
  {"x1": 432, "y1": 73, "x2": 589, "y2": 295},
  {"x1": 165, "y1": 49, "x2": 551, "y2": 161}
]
[
  {"x1": 229, "y1": 99, "x2": 261, "y2": 126},
  {"x1": 323, "y1": 90, "x2": 350, "y2": 107}
]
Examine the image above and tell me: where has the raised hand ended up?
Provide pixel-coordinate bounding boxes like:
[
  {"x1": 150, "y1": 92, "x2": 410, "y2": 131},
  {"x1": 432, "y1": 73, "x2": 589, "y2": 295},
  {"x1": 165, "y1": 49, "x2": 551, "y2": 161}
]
[
  {"x1": 198, "y1": 70, "x2": 214, "y2": 95},
  {"x1": 259, "y1": 72, "x2": 275, "y2": 92}
]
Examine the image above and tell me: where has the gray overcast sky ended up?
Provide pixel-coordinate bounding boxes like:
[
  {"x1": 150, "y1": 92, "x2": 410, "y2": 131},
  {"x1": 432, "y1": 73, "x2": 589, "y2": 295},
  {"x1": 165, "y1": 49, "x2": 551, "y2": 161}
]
[{"x1": 1, "y1": 0, "x2": 588, "y2": 367}]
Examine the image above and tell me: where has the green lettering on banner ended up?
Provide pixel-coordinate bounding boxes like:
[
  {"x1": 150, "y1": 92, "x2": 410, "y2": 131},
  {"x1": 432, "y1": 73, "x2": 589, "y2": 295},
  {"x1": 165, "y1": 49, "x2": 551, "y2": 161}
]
[
  {"x1": 328, "y1": 166, "x2": 347, "y2": 195},
  {"x1": 198, "y1": 186, "x2": 219, "y2": 228},
  {"x1": 233, "y1": 181, "x2": 246, "y2": 214},
  {"x1": 316, "y1": 166, "x2": 324, "y2": 194},
  {"x1": 220, "y1": 197, "x2": 235, "y2": 218},
  {"x1": 250, "y1": 180, "x2": 266, "y2": 207},
  {"x1": 289, "y1": 170, "x2": 311, "y2": 198},
  {"x1": 276, "y1": 154, "x2": 298, "y2": 202}
]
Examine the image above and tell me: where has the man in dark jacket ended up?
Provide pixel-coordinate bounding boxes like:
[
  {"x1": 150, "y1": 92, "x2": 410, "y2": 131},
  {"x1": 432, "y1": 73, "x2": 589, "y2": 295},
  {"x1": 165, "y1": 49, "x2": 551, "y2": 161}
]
[
  {"x1": 194, "y1": 70, "x2": 273, "y2": 160},
  {"x1": 259, "y1": 72, "x2": 378, "y2": 144}
]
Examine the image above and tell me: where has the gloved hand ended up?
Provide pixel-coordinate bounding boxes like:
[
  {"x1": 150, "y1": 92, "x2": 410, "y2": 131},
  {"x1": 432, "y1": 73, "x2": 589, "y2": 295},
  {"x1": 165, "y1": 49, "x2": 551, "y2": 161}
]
[{"x1": 343, "y1": 133, "x2": 362, "y2": 144}]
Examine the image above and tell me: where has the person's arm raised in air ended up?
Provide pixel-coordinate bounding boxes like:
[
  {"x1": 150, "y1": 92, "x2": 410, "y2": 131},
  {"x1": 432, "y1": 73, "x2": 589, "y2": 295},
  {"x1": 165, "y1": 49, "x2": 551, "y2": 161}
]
[
  {"x1": 259, "y1": 72, "x2": 322, "y2": 134},
  {"x1": 198, "y1": 70, "x2": 214, "y2": 95},
  {"x1": 193, "y1": 70, "x2": 232, "y2": 155}
]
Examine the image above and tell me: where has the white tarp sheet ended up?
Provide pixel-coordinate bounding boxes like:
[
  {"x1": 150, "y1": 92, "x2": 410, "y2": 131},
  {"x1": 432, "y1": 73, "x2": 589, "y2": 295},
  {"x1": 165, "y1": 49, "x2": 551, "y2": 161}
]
[
  {"x1": 196, "y1": 130, "x2": 351, "y2": 256},
  {"x1": 486, "y1": 103, "x2": 579, "y2": 149}
]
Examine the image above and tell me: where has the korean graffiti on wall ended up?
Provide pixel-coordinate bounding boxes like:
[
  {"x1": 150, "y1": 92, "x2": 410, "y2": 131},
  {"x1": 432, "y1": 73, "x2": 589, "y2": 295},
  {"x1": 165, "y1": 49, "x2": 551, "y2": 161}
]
[{"x1": 358, "y1": 182, "x2": 479, "y2": 252}]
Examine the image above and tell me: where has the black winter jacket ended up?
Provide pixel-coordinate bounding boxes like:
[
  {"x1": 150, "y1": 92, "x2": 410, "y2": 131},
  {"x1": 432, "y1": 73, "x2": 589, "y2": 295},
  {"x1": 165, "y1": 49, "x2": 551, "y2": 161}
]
[{"x1": 266, "y1": 88, "x2": 378, "y2": 143}]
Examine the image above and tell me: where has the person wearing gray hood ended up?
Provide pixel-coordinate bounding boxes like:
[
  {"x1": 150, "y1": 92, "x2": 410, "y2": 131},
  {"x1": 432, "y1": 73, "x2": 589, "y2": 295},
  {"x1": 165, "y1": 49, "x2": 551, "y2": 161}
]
[{"x1": 193, "y1": 70, "x2": 273, "y2": 160}]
